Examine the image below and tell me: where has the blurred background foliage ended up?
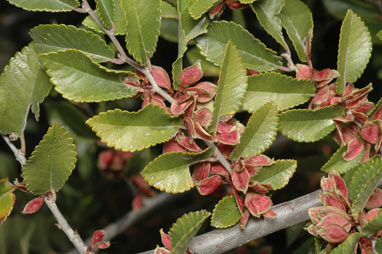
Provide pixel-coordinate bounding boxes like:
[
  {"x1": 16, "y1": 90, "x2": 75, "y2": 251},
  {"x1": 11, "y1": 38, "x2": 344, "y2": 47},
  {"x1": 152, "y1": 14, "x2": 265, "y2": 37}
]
[{"x1": 0, "y1": 0, "x2": 381, "y2": 253}]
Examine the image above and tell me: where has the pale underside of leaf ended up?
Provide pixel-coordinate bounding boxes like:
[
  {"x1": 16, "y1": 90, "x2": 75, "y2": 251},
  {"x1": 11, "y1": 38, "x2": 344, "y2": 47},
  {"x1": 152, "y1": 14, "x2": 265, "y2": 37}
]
[{"x1": 211, "y1": 195, "x2": 241, "y2": 228}]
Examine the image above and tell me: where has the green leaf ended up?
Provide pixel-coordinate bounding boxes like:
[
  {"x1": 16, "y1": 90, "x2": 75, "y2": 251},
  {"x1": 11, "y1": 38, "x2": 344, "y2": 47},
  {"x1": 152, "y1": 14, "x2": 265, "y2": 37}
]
[
  {"x1": 197, "y1": 21, "x2": 281, "y2": 72},
  {"x1": 95, "y1": 0, "x2": 115, "y2": 30},
  {"x1": 376, "y1": 237, "x2": 382, "y2": 254},
  {"x1": 160, "y1": 18, "x2": 179, "y2": 42},
  {"x1": 82, "y1": 0, "x2": 127, "y2": 35},
  {"x1": 86, "y1": 104, "x2": 183, "y2": 152},
  {"x1": 320, "y1": 145, "x2": 363, "y2": 174},
  {"x1": 230, "y1": 102, "x2": 278, "y2": 160},
  {"x1": 330, "y1": 233, "x2": 361, "y2": 254},
  {"x1": 186, "y1": 47, "x2": 220, "y2": 77},
  {"x1": 0, "y1": 179, "x2": 15, "y2": 225},
  {"x1": 279, "y1": 106, "x2": 344, "y2": 142},
  {"x1": 141, "y1": 149, "x2": 214, "y2": 193},
  {"x1": 121, "y1": 0, "x2": 161, "y2": 65},
  {"x1": 189, "y1": 0, "x2": 219, "y2": 19},
  {"x1": 40, "y1": 49, "x2": 137, "y2": 102},
  {"x1": 362, "y1": 211, "x2": 382, "y2": 236},
  {"x1": 250, "y1": 0, "x2": 287, "y2": 49},
  {"x1": 211, "y1": 195, "x2": 242, "y2": 228},
  {"x1": 252, "y1": 160, "x2": 296, "y2": 190},
  {"x1": 239, "y1": 0, "x2": 257, "y2": 3},
  {"x1": 21, "y1": 124, "x2": 77, "y2": 195},
  {"x1": 210, "y1": 41, "x2": 248, "y2": 132},
  {"x1": 162, "y1": 1, "x2": 178, "y2": 19},
  {"x1": 336, "y1": 10, "x2": 372, "y2": 94},
  {"x1": 169, "y1": 210, "x2": 211, "y2": 254},
  {"x1": 6, "y1": 0, "x2": 79, "y2": 12},
  {"x1": 243, "y1": 72, "x2": 315, "y2": 113},
  {"x1": 278, "y1": 0, "x2": 313, "y2": 62},
  {"x1": 0, "y1": 44, "x2": 51, "y2": 135},
  {"x1": 30, "y1": 24, "x2": 115, "y2": 63},
  {"x1": 378, "y1": 30, "x2": 382, "y2": 40}
]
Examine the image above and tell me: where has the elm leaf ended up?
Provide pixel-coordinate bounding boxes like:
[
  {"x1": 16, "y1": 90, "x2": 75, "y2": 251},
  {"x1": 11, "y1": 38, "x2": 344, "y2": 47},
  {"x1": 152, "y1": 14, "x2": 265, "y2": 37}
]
[
  {"x1": 95, "y1": 0, "x2": 115, "y2": 30},
  {"x1": 336, "y1": 10, "x2": 372, "y2": 94},
  {"x1": 162, "y1": 1, "x2": 178, "y2": 19},
  {"x1": 0, "y1": 179, "x2": 15, "y2": 225},
  {"x1": 330, "y1": 233, "x2": 361, "y2": 254},
  {"x1": 211, "y1": 195, "x2": 241, "y2": 228},
  {"x1": 86, "y1": 104, "x2": 183, "y2": 152},
  {"x1": 321, "y1": 145, "x2": 363, "y2": 174},
  {"x1": 188, "y1": 0, "x2": 219, "y2": 19},
  {"x1": 21, "y1": 124, "x2": 77, "y2": 195},
  {"x1": 362, "y1": 211, "x2": 382, "y2": 236},
  {"x1": 6, "y1": 0, "x2": 79, "y2": 12}
]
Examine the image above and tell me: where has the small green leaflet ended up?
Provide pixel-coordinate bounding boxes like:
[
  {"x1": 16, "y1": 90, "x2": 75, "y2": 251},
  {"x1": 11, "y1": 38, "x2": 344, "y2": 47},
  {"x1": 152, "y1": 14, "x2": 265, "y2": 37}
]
[
  {"x1": 376, "y1": 238, "x2": 382, "y2": 254},
  {"x1": 121, "y1": 0, "x2": 161, "y2": 65},
  {"x1": 278, "y1": 0, "x2": 313, "y2": 62},
  {"x1": 210, "y1": 41, "x2": 248, "y2": 132},
  {"x1": 239, "y1": 0, "x2": 257, "y2": 3},
  {"x1": 40, "y1": 49, "x2": 137, "y2": 103},
  {"x1": 197, "y1": 21, "x2": 281, "y2": 72},
  {"x1": 252, "y1": 160, "x2": 296, "y2": 190},
  {"x1": 162, "y1": 1, "x2": 178, "y2": 19},
  {"x1": 243, "y1": 72, "x2": 315, "y2": 113},
  {"x1": 0, "y1": 179, "x2": 15, "y2": 225},
  {"x1": 169, "y1": 210, "x2": 210, "y2": 254},
  {"x1": 30, "y1": 24, "x2": 115, "y2": 63},
  {"x1": 336, "y1": 10, "x2": 372, "y2": 94},
  {"x1": 211, "y1": 195, "x2": 241, "y2": 228},
  {"x1": 141, "y1": 149, "x2": 214, "y2": 193},
  {"x1": 188, "y1": 0, "x2": 219, "y2": 19},
  {"x1": 21, "y1": 124, "x2": 77, "y2": 195},
  {"x1": 329, "y1": 233, "x2": 360, "y2": 254},
  {"x1": 86, "y1": 104, "x2": 183, "y2": 152},
  {"x1": 377, "y1": 30, "x2": 382, "y2": 40},
  {"x1": 279, "y1": 106, "x2": 344, "y2": 142},
  {"x1": 6, "y1": 0, "x2": 79, "y2": 12},
  {"x1": 230, "y1": 102, "x2": 278, "y2": 160},
  {"x1": 362, "y1": 211, "x2": 382, "y2": 236},
  {"x1": 320, "y1": 145, "x2": 363, "y2": 174},
  {"x1": 0, "y1": 44, "x2": 51, "y2": 135},
  {"x1": 95, "y1": 0, "x2": 115, "y2": 30}
]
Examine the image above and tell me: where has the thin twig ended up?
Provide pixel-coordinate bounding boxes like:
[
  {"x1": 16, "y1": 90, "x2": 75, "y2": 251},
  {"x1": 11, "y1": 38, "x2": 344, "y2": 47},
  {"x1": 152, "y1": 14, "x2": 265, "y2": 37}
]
[
  {"x1": 2, "y1": 135, "x2": 26, "y2": 165},
  {"x1": 281, "y1": 53, "x2": 296, "y2": 72},
  {"x1": 205, "y1": 140, "x2": 232, "y2": 175}
]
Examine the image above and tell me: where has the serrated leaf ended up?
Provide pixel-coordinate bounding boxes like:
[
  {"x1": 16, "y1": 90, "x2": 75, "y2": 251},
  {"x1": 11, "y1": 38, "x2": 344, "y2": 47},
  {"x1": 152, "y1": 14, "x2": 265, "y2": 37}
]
[
  {"x1": 230, "y1": 102, "x2": 278, "y2": 160},
  {"x1": 330, "y1": 233, "x2": 361, "y2": 254},
  {"x1": 239, "y1": 0, "x2": 257, "y2": 3},
  {"x1": 189, "y1": 0, "x2": 219, "y2": 19},
  {"x1": 6, "y1": 0, "x2": 79, "y2": 12},
  {"x1": 0, "y1": 179, "x2": 15, "y2": 225},
  {"x1": 87, "y1": 104, "x2": 183, "y2": 152},
  {"x1": 252, "y1": 160, "x2": 296, "y2": 190},
  {"x1": 162, "y1": 1, "x2": 178, "y2": 19},
  {"x1": 197, "y1": 21, "x2": 281, "y2": 72},
  {"x1": 376, "y1": 237, "x2": 382, "y2": 254},
  {"x1": 82, "y1": 0, "x2": 127, "y2": 35},
  {"x1": 121, "y1": 0, "x2": 161, "y2": 65},
  {"x1": 169, "y1": 210, "x2": 210, "y2": 254},
  {"x1": 141, "y1": 149, "x2": 213, "y2": 193},
  {"x1": 278, "y1": 0, "x2": 313, "y2": 62},
  {"x1": 96, "y1": 0, "x2": 115, "y2": 30},
  {"x1": 211, "y1": 195, "x2": 241, "y2": 228},
  {"x1": 30, "y1": 24, "x2": 115, "y2": 63},
  {"x1": 362, "y1": 211, "x2": 382, "y2": 236},
  {"x1": 321, "y1": 145, "x2": 363, "y2": 174},
  {"x1": 279, "y1": 106, "x2": 344, "y2": 142},
  {"x1": 0, "y1": 44, "x2": 51, "y2": 135},
  {"x1": 21, "y1": 124, "x2": 77, "y2": 195},
  {"x1": 243, "y1": 72, "x2": 315, "y2": 113},
  {"x1": 210, "y1": 41, "x2": 248, "y2": 132},
  {"x1": 40, "y1": 49, "x2": 137, "y2": 102},
  {"x1": 250, "y1": 0, "x2": 287, "y2": 49},
  {"x1": 336, "y1": 10, "x2": 372, "y2": 94}
]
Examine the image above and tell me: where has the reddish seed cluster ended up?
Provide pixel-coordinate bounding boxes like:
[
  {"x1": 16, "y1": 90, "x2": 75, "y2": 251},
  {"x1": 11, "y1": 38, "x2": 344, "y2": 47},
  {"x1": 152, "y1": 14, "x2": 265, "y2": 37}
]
[
  {"x1": 86, "y1": 230, "x2": 110, "y2": 254},
  {"x1": 98, "y1": 149, "x2": 133, "y2": 178},
  {"x1": 209, "y1": 0, "x2": 248, "y2": 19}
]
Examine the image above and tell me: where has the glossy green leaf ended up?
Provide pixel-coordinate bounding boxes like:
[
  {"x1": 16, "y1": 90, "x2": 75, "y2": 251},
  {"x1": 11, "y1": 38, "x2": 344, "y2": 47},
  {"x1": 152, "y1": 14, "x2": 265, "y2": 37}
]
[
  {"x1": 278, "y1": 0, "x2": 313, "y2": 62},
  {"x1": 197, "y1": 21, "x2": 281, "y2": 72},
  {"x1": 211, "y1": 195, "x2": 242, "y2": 228},
  {"x1": 86, "y1": 104, "x2": 183, "y2": 152},
  {"x1": 0, "y1": 44, "x2": 51, "y2": 135},
  {"x1": 82, "y1": 0, "x2": 127, "y2": 35},
  {"x1": 210, "y1": 41, "x2": 248, "y2": 132},
  {"x1": 250, "y1": 0, "x2": 287, "y2": 49},
  {"x1": 141, "y1": 149, "x2": 214, "y2": 193},
  {"x1": 362, "y1": 211, "x2": 382, "y2": 236},
  {"x1": 21, "y1": 124, "x2": 77, "y2": 195},
  {"x1": 40, "y1": 49, "x2": 137, "y2": 102},
  {"x1": 169, "y1": 210, "x2": 210, "y2": 254},
  {"x1": 243, "y1": 72, "x2": 315, "y2": 113},
  {"x1": 6, "y1": 0, "x2": 79, "y2": 12},
  {"x1": 336, "y1": 10, "x2": 372, "y2": 94},
  {"x1": 189, "y1": 0, "x2": 219, "y2": 19},
  {"x1": 96, "y1": 0, "x2": 115, "y2": 29},
  {"x1": 330, "y1": 233, "x2": 361, "y2": 254},
  {"x1": 230, "y1": 102, "x2": 278, "y2": 160},
  {"x1": 121, "y1": 0, "x2": 161, "y2": 65},
  {"x1": 162, "y1": 1, "x2": 178, "y2": 19},
  {"x1": 0, "y1": 179, "x2": 15, "y2": 225},
  {"x1": 320, "y1": 145, "x2": 363, "y2": 174},
  {"x1": 279, "y1": 106, "x2": 344, "y2": 142},
  {"x1": 252, "y1": 160, "x2": 296, "y2": 190},
  {"x1": 30, "y1": 24, "x2": 115, "y2": 63}
]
